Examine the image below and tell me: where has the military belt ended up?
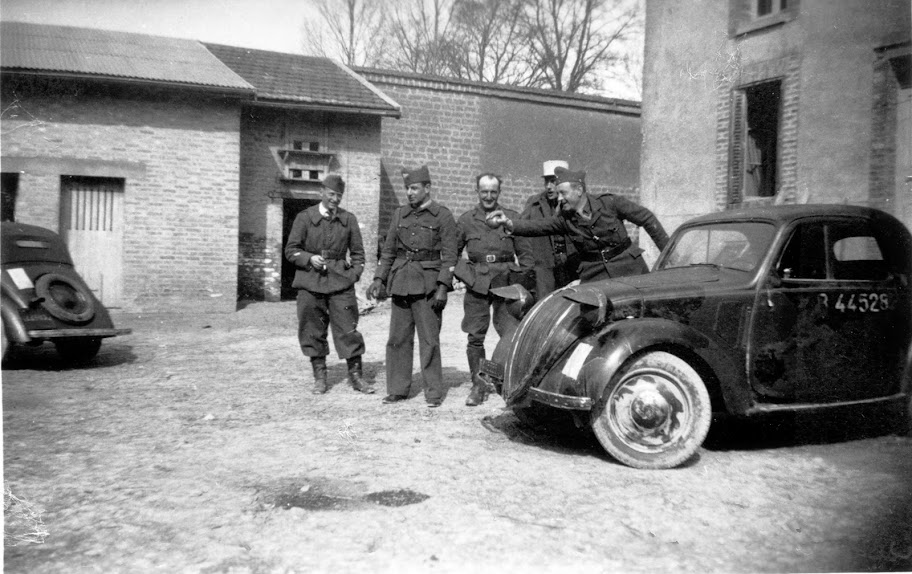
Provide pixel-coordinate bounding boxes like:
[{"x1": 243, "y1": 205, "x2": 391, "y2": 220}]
[
  {"x1": 469, "y1": 253, "x2": 513, "y2": 264},
  {"x1": 320, "y1": 250, "x2": 347, "y2": 260},
  {"x1": 396, "y1": 249, "x2": 440, "y2": 261},
  {"x1": 579, "y1": 238, "x2": 632, "y2": 262}
]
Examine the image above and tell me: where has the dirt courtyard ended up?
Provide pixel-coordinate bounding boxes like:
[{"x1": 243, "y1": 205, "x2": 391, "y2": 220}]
[{"x1": 3, "y1": 292, "x2": 912, "y2": 573}]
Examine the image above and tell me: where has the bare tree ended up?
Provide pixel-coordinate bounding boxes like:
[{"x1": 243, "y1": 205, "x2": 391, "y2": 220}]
[
  {"x1": 301, "y1": 0, "x2": 390, "y2": 67},
  {"x1": 444, "y1": 0, "x2": 543, "y2": 85},
  {"x1": 524, "y1": 0, "x2": 639, "y2": 93},
  {"x1": 385, "y1": 0, "x2": 459, "y2": 75}
]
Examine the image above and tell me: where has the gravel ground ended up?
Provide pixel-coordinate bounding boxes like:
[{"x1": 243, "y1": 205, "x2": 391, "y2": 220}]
[{"x1": 3, "y1": 292, "x2": 912, "y2": 573}]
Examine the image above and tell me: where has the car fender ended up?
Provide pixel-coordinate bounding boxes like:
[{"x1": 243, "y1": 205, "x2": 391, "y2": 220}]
[
  {"x1": 577, "y1": 317, "x2": 749, "y2": 413},
  {"x1": 1, "y1": 294, "x2": 31, "y2": 344}
]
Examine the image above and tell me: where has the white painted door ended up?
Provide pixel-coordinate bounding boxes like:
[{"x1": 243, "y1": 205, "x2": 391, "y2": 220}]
[{"x1": 61, "y1": 177, "x2": 125, "y2": 307}]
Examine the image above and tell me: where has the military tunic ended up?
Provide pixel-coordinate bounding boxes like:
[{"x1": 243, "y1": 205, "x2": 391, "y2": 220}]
[
  {"x1": 520, "y1": 191, "x2": 579, "y2": 298},
  {"x1": 375, "y1": 200, "x2": 459, "y2": 401},
  {"x1": 284, "y1": 205, "x2": 365, "y2": 359},
  {"x1": 511, "y1": 193, "x2": 669, "y2": 283},
  {"x1": 455, "y1": 205, "x2": 534, "y2": 349}
]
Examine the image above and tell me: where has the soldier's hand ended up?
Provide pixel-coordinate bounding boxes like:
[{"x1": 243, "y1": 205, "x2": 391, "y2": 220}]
[
  {"x1": 366, "y1": 278, "x2": 385, "y2": 301},
  {"x1": 431, "y1": 284, "x2": 448, "y2": 312},
  {"x1": 485, "y1": 210, "x2": 512, "y2": 231},
  {"x1": 310, "y1": 255, "x2": 326, "y2": 270}
]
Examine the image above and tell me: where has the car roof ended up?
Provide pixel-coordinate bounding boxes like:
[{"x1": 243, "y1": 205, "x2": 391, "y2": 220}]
[{"x1": 681, "y1": 203, "x2": 892, "y2": 226}]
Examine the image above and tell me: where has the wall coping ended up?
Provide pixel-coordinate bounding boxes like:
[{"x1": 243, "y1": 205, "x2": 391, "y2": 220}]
[{"x1": 354, "y1": 67, "x2": 641, "y2": 116}]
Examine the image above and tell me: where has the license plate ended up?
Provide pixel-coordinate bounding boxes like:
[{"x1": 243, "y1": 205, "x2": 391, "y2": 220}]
[{"x1": 478, "y1": 359, "x2": 504, "y2": 382}]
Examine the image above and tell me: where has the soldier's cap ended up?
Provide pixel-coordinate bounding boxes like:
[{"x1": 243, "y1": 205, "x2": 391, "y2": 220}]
[
  {"x1": 553, "y1": 166, "x2": 586, "y2": 185},
  {"x1": 542, "y1": 160, "x2": 569, "y2": 178},
  {"x1": 322, "y1": 174, "x2": 345, "y2": 194},
  {"x1": 402, "y1": 165, "x2": 431, "y2": 186}
]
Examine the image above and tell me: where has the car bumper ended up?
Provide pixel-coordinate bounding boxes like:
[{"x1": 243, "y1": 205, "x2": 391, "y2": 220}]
[
  {"x1": 26, "y1": 328, "x2": 132, "y2": 339},
  {"x1": 478, "y1": 358, "x2": 593, "y2": 411}
]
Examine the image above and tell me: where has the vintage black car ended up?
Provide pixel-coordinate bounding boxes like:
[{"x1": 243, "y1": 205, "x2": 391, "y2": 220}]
[
  {"x1": 482, "y1": 204, "x2": 912, "y2": 469},
  {"x1": 1, "y1": 222, "x2": 130, "y2": 362}
]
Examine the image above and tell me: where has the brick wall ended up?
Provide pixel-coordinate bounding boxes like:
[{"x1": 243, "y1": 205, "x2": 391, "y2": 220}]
[
  {"x1": 1, "y1": 77, "x2": 242, "y2": 313},
  {"x1": 357, "y1": 70, "x2": 643, "y2": 257},
  {"x1": 237, "y1": 107, "x2": 382, "y2": 301}
]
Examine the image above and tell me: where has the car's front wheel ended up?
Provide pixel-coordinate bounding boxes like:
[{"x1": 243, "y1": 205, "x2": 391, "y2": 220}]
[
  {"x1": 591, "y1": 351, "x2": 711, "y2": 469},
  {"x1": 54, "y1": 337, "x2": 102, "y2": 364}
]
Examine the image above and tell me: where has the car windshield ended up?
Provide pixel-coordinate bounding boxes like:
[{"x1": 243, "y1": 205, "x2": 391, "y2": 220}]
[{"x1": 658, "y1": 221, "x2": 776, "y2": 273}]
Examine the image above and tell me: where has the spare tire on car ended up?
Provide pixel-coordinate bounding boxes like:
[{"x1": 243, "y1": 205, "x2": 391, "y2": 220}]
[{"x1": 34, "y1": 273, "x2": 96, "y2": 324}]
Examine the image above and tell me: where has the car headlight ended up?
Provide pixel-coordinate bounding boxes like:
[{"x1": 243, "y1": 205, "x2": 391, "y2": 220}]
[
  {"x1": 562, "y1": 288, "x2": 611, "y2": 329},
  {"x1": 490, "y1": 284, "x2": 535, "y2": 321}
]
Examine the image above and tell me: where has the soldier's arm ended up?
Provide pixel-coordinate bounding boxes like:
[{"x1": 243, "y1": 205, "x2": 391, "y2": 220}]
[
  {"x1": 614, "y1": 196, "x2": 670, "y2": 251},
  {"x1": 510, "y1": 213, "x2": 566, "y2": 237},
  {"x1": 437, "y1": 209, "x2": 459, "y2": 288},
  {"x1": 375, "y1": 211, "x2": 400, "y2": 283},
  {"x1": 283, "y1": 214, "x2": 315, "y2": 269},
  {"x1": 348, "y1": 214, "x2": 366, "y2": 279}
]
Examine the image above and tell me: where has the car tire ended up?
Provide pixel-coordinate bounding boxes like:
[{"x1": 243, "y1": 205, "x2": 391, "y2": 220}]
[
  {"x1": 54, "y1": 337, "x2": 102, "y2": 364},
  {"x1": 590, "y1": 351, "x2": 712, "y2": 469},
  {"x1": 34, "y1": 273, "x2": 96, "y2": 324}
]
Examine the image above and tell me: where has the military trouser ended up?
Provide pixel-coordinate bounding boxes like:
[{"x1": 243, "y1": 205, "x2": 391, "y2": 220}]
[
  {"x1": 533, "y1": 260, "x2": 578, "y2": 302},
  {"x1": 386, "y1": 292, "x2": 445, "y2": 402},
  {"x1": 296, "y1": 287, "x2": 365, "y2": 359},
  {"x1": 461, "y1": 289, "x2": 517, "y2": 350}
]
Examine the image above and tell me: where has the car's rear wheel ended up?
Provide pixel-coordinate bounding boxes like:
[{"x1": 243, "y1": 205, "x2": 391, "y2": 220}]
[
  {"x1": 591, "y1": 351, "x2": 711, "y2": 469},
  {"x1": 54, "y1": 337, "x2": 102, "y2": 364},
  {"x1": 34, "y1": 273, "x2": 96, "y2": 324}
]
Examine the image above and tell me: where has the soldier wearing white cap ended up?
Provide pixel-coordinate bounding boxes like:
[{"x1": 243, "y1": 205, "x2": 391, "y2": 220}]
[{"x1": 519, "y1": 160, "x2": 580, "y2": 300}]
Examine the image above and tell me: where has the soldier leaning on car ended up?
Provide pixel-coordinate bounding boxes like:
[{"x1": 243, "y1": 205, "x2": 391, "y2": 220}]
[
  {"x1": 366, "y1": 165, "x2": 459, "y2": 408},
  {"x1": 455, "y1": 173, "x2": 535, "y2": 407},
  {"x1": 284, "y1": 174, "x2": 373, "y2": 395},
  {"x1": 520, "y1": 160, "x2": 580, "y2": 300},
  {"x1": 486, "y1": 166, "x2": 669, "y2": 283}
]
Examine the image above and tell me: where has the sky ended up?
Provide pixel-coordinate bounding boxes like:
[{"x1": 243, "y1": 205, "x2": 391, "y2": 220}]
[
  {"x1": 1, "y1": 0, "x2": 319, "y2": 53},
  {"x1": 1, "y1": 0, "x2": 643, "y2": 100}
]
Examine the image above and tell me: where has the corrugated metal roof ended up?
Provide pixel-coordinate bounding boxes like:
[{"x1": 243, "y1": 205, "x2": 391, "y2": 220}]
[
  {"x1": 1, "y1": 21, "x2": 254, "y2": 92},
  {"x1": 204, "y1": 43, "x2": 399, "y2": 116}
]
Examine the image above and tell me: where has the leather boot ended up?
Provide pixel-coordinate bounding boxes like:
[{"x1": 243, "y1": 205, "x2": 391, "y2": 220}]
[
  {"x1": 465, "y1": 347, "x2": 488, "y2": 407},
  {"x1": 347, "y1": 356, "x2": 375, "y2": 394},
  {"x1": 311, "y1": 357, "x2": 328, "y2": 394}
]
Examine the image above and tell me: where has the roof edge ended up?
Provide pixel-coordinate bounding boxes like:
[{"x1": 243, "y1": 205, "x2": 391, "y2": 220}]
[
  {"x1": 329, "y1": 60, "x2": 401, "y2": 115},
  {"x1": 1, "y1": 69, "x2": 256, "y2": 96},
  {"x1": 244, "y1": 98, "x2": 401, "y2": 117}
]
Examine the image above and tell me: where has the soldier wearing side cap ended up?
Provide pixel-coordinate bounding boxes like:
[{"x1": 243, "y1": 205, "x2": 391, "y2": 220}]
[
  {"x1": 486, "y1": 166, "x2": 669, "y2": 283},
  {"x1": 455, "y1": 173, "x2": 535, "y2": 406},
  {"x1": 520, "y1": 160, "x2": 579, "y2": 300},
  {"x1": 366, "y1": 165, "x2": 459, "y2": 408},
  {"x1": 284, "y1": 174, "x2": 373, "y2": 395}
]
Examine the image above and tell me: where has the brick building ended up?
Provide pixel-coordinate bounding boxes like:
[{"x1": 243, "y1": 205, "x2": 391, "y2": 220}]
[
  {"x1": 355, "y1": 69, "x2": 643, "y2": 254},
  {"x1": 204, "y1": 45, "x2": 400, "y2": 302},
  {"x1": 0, "y1": 22, "x2": 254, "y2": 313},
  {"x1": 641, "y1": 0, "x2": 911, "y2": 244}
]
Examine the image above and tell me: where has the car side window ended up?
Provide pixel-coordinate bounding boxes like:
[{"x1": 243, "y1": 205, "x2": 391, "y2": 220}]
[
  {"x1": 829, "y1": 223, "x2": 888, "y2": 281},
  {"x1": 777, "y1": 223, "x2": 826, "y2": 280}
]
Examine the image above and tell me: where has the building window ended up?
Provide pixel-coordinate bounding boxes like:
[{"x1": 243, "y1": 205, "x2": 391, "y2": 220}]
[
  {"x1": 756, "y1": 0, "x2": 788, "y2": 18},
  {"x1": 1, "y1": 172, "x2": 19, "y2": 222},
  {"x1": 730, "y1": 0, "x2": 799, "y2": 36},
  {"x1": 730, "y1": 80, "x2": 782, "y2": 201}
]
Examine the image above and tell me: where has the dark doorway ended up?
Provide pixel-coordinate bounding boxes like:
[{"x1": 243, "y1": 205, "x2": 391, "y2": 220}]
[
  {"x1": 743, "y1": 80, "x2": 781, "y2": 198},
  {"x1": 281, "y1": 198, "x2": 318, "y2": 300},
  {"x1": 2, "y1": 172, "x2": 20, "y2": 221}
]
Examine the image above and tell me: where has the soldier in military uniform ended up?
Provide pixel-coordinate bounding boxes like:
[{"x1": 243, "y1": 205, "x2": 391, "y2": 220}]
[
  {"x1": 486, "y1": 166, "x2": 669, "y2": 282},
  {"x1": 284, "y1": 174, "x2": 373, "y2": 395},
  {"x1": 366, "y1": 165, "x2": 459, "y2": 408},
  {"x1": 455, "y1": 173, "x2": 535, "y2": 406},
  {"x1": 520, "y1": 160, "x2": 579, "y2": 300}
]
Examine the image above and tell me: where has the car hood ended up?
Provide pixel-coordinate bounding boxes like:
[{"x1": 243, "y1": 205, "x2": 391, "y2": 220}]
[{"x1": 497, "y1": 266, "x2": 738, "y2": 404}]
